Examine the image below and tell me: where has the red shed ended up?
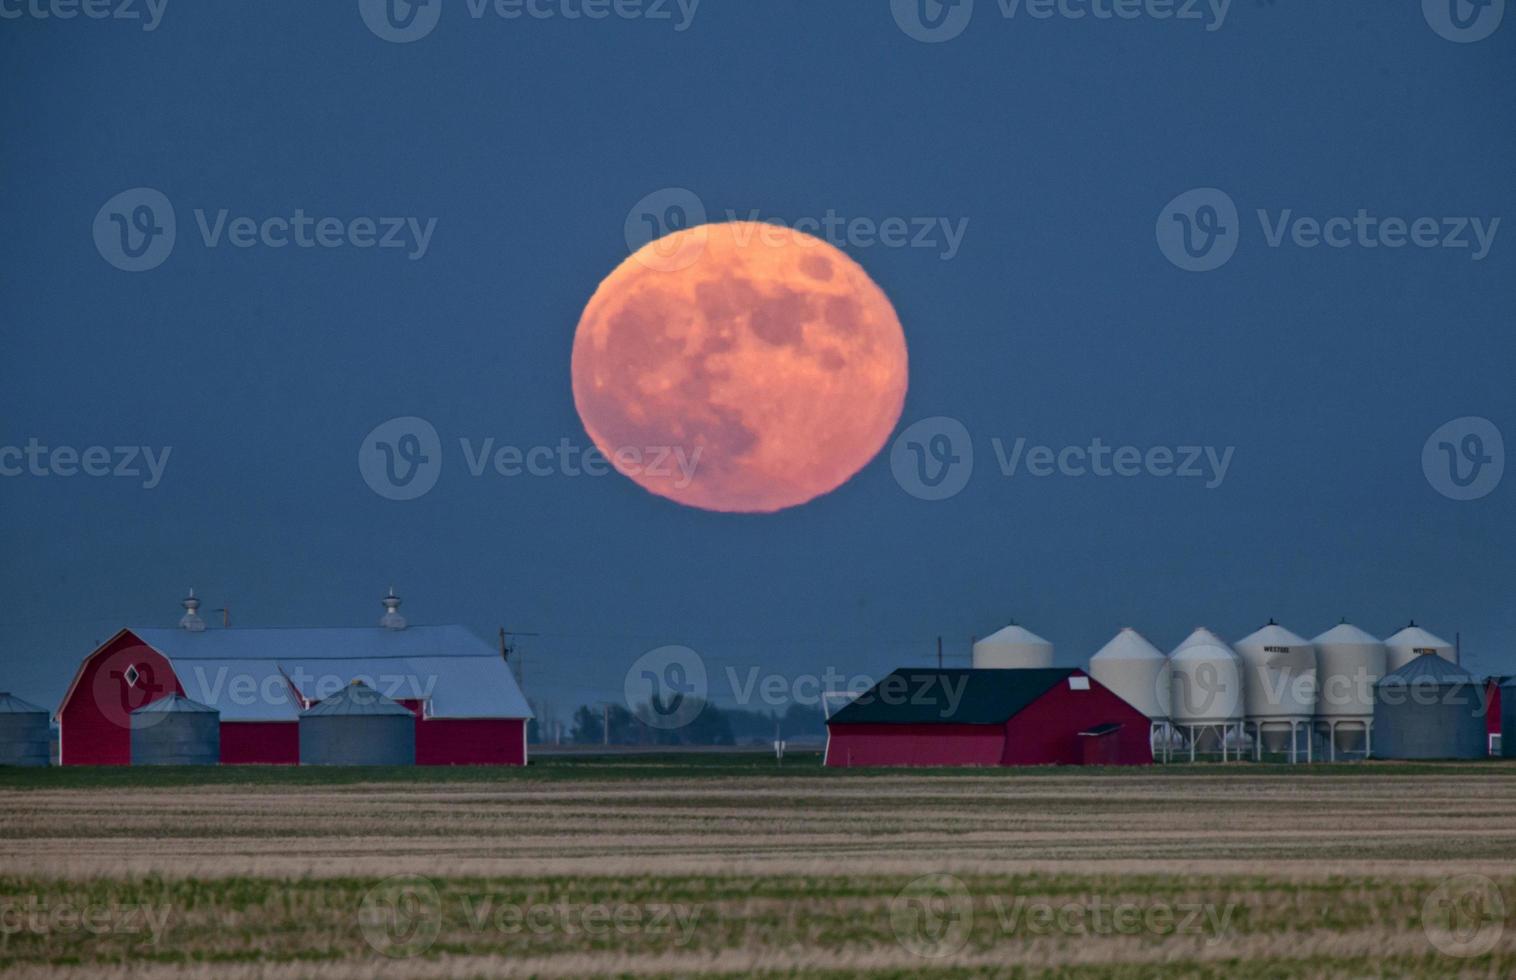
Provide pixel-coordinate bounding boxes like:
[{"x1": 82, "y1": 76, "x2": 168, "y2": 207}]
[
  {"x1": 824, "y1": 667, "x2": 1151, "y2": 768},
  {"x1": 56, "y1": 591, "x2": 532, "y2": 766}
]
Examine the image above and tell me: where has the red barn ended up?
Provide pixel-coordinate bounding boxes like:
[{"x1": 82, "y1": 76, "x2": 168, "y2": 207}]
[
  {"x1": 824, "y1": 667, "x2": 1150, "y2": 768},
  {"x1": 55, "y1": 592, "x2": 532, "y2": 766}
]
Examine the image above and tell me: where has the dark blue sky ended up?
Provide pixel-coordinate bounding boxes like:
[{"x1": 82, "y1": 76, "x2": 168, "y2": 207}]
[{"x1": 2, "y1": 2, "x2": 1512, "y2": 722}]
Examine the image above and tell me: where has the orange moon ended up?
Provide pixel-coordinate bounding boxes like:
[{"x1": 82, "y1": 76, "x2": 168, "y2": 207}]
[{"x1": 572, "y1": 222, "x2": 909, "y2": 513}]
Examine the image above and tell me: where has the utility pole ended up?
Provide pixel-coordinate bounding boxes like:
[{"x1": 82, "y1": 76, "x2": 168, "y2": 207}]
[
  {"x1": 937, "y1": 635, "x2": 943, "y2": 669},
  {"x1": 500, "y1": 628, "x2": 540, "y2": 687},
  {"x1": 602, "y1": 703, "x2": 610, "y2": 746}
]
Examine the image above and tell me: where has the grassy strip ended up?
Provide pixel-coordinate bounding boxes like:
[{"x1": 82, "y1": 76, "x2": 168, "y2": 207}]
[
  {"x1": 0, "y1": 873, "x2": 1509, "y2": 971},
  {"x1": 4, "y1": 756, "x2": 1515, "y2": 791}
]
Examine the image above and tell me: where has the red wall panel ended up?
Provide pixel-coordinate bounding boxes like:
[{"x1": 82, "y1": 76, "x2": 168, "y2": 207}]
[
  {"x1": 58, "y1": 632, "x2": 182, "y2": 766},
  {"x1": 220, "y1": 722, "x2": 299, "y2": 765},
  {"x1": 824, "y1": 723, "x2": 1005, "y2": 767},
  {"x1": 1002, "y1": 674, "x2": 1151, "y2": 766},
  {"x1": 415, "y1": 718, "x2": 526, "y2": 766}
]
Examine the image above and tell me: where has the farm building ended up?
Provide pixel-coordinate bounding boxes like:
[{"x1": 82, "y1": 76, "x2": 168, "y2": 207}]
[
  {"x1": 0, "y1": 693, "x2": 51, "y2": 767},
  {"x1": 55, "y1": 590, "x2": 532, "y2": 766},
  {"x1": 824, "y1": 667, "x2": 1151, "y2": 768}
]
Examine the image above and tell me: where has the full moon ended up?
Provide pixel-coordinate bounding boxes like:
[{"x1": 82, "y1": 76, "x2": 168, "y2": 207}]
[{"x1": 572, "y1": 222, "x2": 909, "y2": 513}]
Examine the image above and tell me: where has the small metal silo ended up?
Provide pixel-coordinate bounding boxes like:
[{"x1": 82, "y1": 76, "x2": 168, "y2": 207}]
[
  {"x1": 130, "y1": 694, "x2": 221, "y2": 766},
  {"x1": 1372, "y1": 656, "x2": 1487, "y2": 760},
  {"x1": 299, "y1": 680, "x2": 415, "y2": 766},
  {"x1": 0, "y1": 693, "x2": 51, "y2": 767}
]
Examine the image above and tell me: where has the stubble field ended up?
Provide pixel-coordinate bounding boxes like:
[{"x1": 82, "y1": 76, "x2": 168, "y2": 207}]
[{"x1": 1, "y1": 755, "x2": 1513, "y2": 978}]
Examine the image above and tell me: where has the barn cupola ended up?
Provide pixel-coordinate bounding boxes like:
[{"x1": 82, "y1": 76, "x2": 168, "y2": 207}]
[
  {"x1": 379, "y1": 587, "x2": 406, "y2": 630},
  {"x1": 179, "y1": 588, "x2": 206, "y2": 632}
]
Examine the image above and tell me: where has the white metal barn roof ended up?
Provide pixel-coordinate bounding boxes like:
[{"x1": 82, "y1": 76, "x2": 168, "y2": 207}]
[{"x1": 126, "y1": 625, "x2": 533, "y2": 723}]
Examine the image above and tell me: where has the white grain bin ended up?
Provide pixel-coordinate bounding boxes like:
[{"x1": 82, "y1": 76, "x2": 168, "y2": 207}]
[
  {"x1": 1169, "y1": 629, "x2": 1244, "y2": 758},
  {"x1": 1235, "y1": 621, "x2": 1318, "y2": 759},
  {"x1": 1311, "y1": 621, "x2": 1386, "y2": 759},
  {"x1": 972, "y1": 622, "x2": 1053, "y2": 669},
  {"x1": 1089, "y1": 628, "x2": 1170, "y2": 721},
  {"x1": 1383, "y1": 623, "x2": 1456, "y2": 672}
]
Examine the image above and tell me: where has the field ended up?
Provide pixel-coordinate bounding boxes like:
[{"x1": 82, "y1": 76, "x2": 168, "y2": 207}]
[{"x1": 2, "y1": 755, "x2": 1514, "y2": 978}]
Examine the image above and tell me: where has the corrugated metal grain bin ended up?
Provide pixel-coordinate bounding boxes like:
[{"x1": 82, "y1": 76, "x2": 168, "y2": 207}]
[
  {"x1": 0, "y1": 693, "x2": 51, "y2": 767},
  {"x1": 130, "y1": 694, "x2": 221, "y2": 766},
  {"x1": 299, "y1": 681, "x2": 415, "y2": 766},
  {"x1": 1372, "y1": 656, "x2": 1486, "y2": 760}
]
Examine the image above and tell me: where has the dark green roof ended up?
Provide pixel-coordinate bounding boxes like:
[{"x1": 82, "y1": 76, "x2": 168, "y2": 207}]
[{"x1": 828, "y1": 668, "x2": 1077, "y2": 725}]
